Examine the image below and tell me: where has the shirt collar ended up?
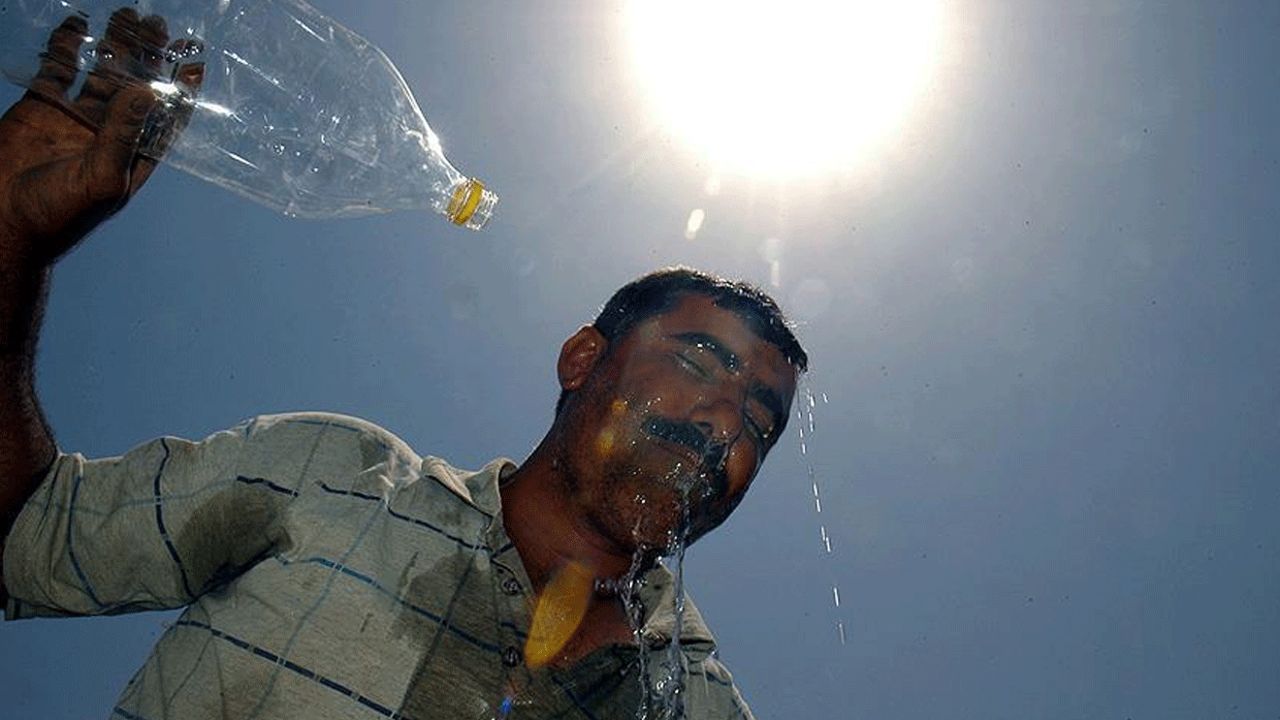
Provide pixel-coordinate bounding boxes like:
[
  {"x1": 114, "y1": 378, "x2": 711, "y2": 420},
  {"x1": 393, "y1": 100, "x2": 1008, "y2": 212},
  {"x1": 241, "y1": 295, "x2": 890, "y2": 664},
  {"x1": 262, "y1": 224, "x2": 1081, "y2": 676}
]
[
  {"x1": 635, "y1": 562, "x2": 718, "y2": 651},
  {"x1": 419, "y1": 454, "x2": 516, "y2": 517}
]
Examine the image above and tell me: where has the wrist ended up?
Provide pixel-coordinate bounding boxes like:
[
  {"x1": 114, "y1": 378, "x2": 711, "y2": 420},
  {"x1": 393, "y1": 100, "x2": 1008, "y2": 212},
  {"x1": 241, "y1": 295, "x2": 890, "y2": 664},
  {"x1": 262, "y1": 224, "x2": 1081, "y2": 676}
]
[
  {"x1": 0, "y1": 262, "x2": 51, "y2": 359},
  {"x1": 0, "y1": 222, "x2": 49, "y2": 273}
]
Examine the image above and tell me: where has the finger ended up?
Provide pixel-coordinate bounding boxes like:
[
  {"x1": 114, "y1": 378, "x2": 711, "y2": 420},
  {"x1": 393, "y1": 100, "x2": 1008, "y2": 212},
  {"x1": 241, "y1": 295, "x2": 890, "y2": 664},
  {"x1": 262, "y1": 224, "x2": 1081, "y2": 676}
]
[
  {"x1": 30, "y1": 15, "x2": 89, "y2": 99},
  {"x1": 137, "y1": 14, "x2": 170, "y2": 77},
  {"x1": 76, "y1": 8, "x2": 144, "y2": 119},
  {"x1": 175, "y1": 58, "x2": 205, "y2": 92},
  {"x1": 86, "y1": 83, "x2": 159, "y2": 205},
  {"x1": 136, "y1": 38, "x2": 205, "y2": 160},
  {"x1": 170, "y1": 39, "x2": 206, "y2": 91},
  {"x1": 147, "y1": 59, "x2": 205, "y2": 159},
  {"x1": 103, "y1": 7, "x2": 145, "y2": 63},
  {"x1": 170, "y1": 38, "x2": 207, "y2": 92}
]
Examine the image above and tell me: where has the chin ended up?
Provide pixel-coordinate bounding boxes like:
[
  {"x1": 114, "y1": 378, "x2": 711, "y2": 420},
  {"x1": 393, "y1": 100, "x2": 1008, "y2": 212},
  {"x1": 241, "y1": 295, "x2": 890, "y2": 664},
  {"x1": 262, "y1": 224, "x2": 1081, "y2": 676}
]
[
  {"x1": 600, "y1": 459, "x2": 712, "y2": 550},
  {"x1": 633, "y1": 501, "x2": 702, "y2": 553}
]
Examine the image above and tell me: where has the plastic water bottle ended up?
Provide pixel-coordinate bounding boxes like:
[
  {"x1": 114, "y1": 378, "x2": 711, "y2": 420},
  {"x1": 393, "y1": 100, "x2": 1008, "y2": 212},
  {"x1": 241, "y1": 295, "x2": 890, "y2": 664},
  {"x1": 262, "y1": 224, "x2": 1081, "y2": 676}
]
[{"x1": 0, "y1": 0, "x2": 497, "y2": 228}]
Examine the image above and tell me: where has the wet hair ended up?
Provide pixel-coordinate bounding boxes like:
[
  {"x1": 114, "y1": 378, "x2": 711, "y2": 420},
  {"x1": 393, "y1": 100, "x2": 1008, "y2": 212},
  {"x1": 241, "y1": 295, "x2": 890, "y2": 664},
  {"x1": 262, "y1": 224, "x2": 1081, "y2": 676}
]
[{"x1": 556, "y1": 267, "x2": 808, "y2": 415}]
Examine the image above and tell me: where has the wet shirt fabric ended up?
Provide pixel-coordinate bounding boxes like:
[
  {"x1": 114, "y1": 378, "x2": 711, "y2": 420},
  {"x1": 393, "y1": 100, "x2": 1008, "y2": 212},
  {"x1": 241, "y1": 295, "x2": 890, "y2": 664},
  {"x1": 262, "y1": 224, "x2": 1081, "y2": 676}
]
[{"x1": 3, "y1": 412, "x2": 756, "y2": 720}]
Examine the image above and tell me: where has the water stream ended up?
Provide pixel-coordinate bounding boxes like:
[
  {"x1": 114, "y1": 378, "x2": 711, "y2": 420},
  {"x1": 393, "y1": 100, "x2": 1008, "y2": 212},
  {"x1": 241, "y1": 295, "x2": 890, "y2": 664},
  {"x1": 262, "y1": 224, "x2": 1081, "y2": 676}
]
[
  {"x1": 621, "y1": 458, "x2": 717, "y2": 720},
  {"x1": 799, "y1": 382, "x2": 845, "y2": 645}
]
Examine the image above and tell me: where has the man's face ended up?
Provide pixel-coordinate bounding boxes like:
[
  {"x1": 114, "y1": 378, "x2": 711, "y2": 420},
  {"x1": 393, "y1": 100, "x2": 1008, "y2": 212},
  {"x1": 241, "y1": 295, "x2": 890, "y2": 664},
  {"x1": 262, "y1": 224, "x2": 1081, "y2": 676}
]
[{"x1": 557, "y1": 294, "x2": 798, "y2": 554}]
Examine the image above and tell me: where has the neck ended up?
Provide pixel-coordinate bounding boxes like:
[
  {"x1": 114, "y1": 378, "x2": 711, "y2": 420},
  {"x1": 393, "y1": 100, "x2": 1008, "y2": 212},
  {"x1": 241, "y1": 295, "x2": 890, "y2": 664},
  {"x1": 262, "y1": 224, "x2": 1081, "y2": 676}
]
[
  {"x1": 499, "y1": 434, "x2": 645, "y2": 594},
  {"x1": 499, "y1": 431, "x2": 666, "y2": 667}
]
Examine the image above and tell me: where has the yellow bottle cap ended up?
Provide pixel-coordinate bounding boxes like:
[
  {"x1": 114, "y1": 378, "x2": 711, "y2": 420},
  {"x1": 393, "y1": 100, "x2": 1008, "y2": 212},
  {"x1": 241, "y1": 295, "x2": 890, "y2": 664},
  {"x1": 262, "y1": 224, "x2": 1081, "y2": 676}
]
[{"x1": 447, "y1": 178, "x2": 497, "y2": 230}]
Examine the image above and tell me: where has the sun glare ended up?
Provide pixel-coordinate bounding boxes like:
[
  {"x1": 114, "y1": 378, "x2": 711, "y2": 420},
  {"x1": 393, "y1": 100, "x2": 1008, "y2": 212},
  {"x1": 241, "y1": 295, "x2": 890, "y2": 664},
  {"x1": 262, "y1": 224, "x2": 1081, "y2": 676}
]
[{"x1": 626, "y1": 0, "x2": 945, "y2": 180}]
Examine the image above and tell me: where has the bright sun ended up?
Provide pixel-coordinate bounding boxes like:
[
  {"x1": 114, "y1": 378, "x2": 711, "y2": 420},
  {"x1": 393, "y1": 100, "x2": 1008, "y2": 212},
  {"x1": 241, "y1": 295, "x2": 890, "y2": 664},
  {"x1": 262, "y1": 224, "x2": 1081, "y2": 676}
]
[{"x1": 626, "y1": 0, "x2": 946, "y2": 180}]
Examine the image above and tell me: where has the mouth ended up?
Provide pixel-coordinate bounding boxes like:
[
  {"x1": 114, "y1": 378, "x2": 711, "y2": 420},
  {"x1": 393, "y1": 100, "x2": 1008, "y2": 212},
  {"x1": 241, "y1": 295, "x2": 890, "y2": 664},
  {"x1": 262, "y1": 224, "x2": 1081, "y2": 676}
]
[
  {"x1": 651, "y1": 435, "x2": 704, "y2": 470},
  {"x1": 640, "y1": 417, "x2": 729, "y2": 501},
  {"x1": 642, "y1": 415, "x2": 705, "y2": 450},
  {"x1": 642, "y1": 417, "x2": 706, "y2": 469}
]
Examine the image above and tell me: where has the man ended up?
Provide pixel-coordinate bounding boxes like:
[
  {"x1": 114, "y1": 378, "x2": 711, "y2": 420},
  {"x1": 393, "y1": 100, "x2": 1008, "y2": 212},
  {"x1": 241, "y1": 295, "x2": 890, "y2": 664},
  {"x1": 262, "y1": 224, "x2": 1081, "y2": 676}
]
[{"x1": 0, "y1": 10, "x2": 807, "y2": 720}]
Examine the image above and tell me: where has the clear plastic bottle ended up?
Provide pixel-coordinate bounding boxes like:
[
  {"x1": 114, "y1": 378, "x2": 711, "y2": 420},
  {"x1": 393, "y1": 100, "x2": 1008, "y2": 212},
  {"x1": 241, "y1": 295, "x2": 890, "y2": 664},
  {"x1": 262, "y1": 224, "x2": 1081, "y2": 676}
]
[{"x1": 0, "y1": 0, "x2": 497, "y2": 228}]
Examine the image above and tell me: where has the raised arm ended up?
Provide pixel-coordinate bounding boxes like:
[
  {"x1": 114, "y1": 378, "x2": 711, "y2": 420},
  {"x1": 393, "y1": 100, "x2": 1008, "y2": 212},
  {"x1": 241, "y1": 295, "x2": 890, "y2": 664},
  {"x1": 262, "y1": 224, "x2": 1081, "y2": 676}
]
[{"x1": 0, "y1": 10, "x2": 199, "y2": 602}]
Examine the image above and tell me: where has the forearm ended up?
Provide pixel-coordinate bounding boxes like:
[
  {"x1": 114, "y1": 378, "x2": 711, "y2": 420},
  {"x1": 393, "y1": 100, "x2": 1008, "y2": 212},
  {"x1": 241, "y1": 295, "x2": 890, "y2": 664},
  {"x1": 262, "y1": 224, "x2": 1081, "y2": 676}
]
[
  {"x1": 0, "y1": 13, "x2": 183, "y2": 605},
  {"x1": 0, "y1": 244, "x2": 58, "y2": 604},
  {"x1": 0, "y1": 344, "x2": 57, "y2": 515}
]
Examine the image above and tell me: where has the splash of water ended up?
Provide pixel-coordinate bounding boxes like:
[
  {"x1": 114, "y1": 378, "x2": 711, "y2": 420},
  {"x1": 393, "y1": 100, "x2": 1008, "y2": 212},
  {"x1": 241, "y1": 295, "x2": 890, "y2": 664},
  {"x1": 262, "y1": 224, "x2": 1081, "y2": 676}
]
[
  {"x1": 621, "y1": 457, "x2": 719, "y2": 720},
  {"x1": 618, "y1": 520, "x2": 655, "y2": 719},
  {"x1": 653, "y1": 479, "x2": 697, "y2": 719}
]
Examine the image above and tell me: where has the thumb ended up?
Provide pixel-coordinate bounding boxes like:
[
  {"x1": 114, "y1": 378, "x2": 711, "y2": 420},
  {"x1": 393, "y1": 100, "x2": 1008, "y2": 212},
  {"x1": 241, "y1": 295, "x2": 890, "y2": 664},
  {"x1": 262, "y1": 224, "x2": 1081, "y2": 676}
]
[{"x1": 85, "y1": 83, "x2": 157, "y2": 205}]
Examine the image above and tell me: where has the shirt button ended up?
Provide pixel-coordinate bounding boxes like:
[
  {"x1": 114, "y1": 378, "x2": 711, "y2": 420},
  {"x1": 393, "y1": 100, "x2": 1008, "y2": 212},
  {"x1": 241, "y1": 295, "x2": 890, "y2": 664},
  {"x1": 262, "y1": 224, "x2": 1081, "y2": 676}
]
[
  {"x1": 502, "y1": 646, "x2": 522, "y2": 668},
  {"x1": 501, "y1": 577, "x2": 523, "y2": 596}
]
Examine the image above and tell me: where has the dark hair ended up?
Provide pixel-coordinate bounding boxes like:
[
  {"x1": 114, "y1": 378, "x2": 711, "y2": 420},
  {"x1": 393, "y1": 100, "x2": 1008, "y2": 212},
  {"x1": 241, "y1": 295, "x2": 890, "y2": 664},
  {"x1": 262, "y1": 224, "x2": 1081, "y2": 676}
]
[{"x1": 556, "y1": 267, "x2": 808, "y2": 415}]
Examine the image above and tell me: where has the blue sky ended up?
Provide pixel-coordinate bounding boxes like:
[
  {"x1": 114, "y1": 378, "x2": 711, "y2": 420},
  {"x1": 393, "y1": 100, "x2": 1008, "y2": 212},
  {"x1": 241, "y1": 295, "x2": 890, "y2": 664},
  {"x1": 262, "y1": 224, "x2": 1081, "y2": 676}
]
[{"x1": 2, "y1": 1, "x2": 1278, "y2": 718}]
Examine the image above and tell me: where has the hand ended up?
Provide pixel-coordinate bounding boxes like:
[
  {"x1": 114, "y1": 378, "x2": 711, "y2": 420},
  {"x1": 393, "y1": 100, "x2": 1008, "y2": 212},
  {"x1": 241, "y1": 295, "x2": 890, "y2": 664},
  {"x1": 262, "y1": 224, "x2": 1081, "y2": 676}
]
[{"x1": 0, "y1": 9, "x2": 202, "y2": 265}]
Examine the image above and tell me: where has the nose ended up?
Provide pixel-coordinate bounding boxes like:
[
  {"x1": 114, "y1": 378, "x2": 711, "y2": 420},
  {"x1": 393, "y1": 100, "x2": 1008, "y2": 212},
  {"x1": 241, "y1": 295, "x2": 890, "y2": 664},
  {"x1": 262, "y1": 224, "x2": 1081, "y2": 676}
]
[{"x1": 690, "y1": 394, "x2": 743, "y2": 444}]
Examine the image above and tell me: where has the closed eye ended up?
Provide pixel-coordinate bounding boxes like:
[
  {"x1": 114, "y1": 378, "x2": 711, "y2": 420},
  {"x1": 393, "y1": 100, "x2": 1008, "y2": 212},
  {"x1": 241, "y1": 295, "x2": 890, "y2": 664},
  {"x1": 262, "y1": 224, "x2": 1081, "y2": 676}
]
[
  {"x1": 675, "y1": 352, "x2": 711, "y2": 379},
  {"x1": 744, "y1": 413, "x2": 774, "y2": 446}
]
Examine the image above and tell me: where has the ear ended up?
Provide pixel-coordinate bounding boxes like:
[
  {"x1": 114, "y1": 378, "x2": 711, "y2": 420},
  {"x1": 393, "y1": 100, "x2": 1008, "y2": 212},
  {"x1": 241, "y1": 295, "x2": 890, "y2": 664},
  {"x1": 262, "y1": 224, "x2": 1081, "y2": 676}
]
[{"x1": 557, "y1": 325, "x2": 608, "y2": 392}]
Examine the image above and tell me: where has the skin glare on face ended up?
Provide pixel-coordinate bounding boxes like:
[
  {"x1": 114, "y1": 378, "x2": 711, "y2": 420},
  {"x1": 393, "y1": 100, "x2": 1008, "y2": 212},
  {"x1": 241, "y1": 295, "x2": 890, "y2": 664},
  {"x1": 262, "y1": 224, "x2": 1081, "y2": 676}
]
[
  {"x1": 562, "y1": 295, "x2": 797, "y2": 553},
  {"x1": 593, "y1": 399, "x2": 631, "y2": 457}
]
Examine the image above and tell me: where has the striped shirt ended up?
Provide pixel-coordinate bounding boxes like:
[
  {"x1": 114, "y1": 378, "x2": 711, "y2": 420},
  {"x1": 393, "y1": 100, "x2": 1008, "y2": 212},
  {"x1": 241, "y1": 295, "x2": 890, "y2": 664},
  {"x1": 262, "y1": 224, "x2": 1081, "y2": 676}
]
[{"x1": 3, "y1": 412, "x2": 756, "y2": 719}]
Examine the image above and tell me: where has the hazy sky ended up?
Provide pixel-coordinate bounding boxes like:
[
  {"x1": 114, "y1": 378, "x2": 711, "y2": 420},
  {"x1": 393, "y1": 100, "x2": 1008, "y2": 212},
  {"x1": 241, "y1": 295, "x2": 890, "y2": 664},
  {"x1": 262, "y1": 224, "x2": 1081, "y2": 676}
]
[{"x1": 2, "y1": 1, "x2": 1278, "y2": 718}]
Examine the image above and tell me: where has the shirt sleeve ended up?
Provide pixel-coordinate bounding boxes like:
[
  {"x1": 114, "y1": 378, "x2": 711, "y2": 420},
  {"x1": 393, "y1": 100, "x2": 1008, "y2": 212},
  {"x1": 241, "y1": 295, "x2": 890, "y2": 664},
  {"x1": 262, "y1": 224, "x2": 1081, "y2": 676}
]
[{"x1": 2, "y1": 417, "x2": 296, "y2": 619}]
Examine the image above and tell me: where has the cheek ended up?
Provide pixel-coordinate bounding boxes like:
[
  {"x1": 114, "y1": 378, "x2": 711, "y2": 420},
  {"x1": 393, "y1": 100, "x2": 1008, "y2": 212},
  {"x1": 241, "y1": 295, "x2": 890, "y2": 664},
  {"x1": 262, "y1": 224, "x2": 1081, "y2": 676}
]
[{"x1": 722, "y1": 443, "x2": 761, "y2": 495}]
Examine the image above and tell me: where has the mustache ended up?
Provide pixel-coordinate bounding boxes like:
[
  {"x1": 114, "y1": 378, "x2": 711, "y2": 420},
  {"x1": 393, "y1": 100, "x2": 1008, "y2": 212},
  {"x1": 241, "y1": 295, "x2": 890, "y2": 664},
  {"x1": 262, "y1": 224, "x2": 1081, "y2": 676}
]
[{"x1": 641, "y1": 416, "x2": 729, "y2": 498}]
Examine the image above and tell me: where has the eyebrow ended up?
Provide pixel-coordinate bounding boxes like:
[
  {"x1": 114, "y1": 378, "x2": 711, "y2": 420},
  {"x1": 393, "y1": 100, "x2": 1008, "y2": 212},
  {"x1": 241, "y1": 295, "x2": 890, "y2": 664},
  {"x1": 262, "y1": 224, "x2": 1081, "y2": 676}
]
[
  {"x1": 672, "y1": 332, "x2": 787, "y2": 429},
  {"x1": 672, "y1": 332, "x2": 740, "y2": 372}
]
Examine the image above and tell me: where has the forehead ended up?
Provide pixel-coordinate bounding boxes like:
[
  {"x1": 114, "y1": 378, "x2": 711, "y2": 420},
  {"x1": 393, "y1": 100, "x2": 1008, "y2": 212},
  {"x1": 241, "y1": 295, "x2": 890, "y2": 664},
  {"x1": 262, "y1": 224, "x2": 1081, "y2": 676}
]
[{"x1": 627, "y1": 295, "x2": 798, "y2": 391}]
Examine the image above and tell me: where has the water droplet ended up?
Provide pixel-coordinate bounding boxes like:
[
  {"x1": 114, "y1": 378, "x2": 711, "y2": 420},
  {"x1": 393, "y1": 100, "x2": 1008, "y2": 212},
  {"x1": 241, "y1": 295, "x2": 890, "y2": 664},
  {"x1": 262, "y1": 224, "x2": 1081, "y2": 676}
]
[{"x1": 797, "y1": 377, "x2": 844, "y2": 650}]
